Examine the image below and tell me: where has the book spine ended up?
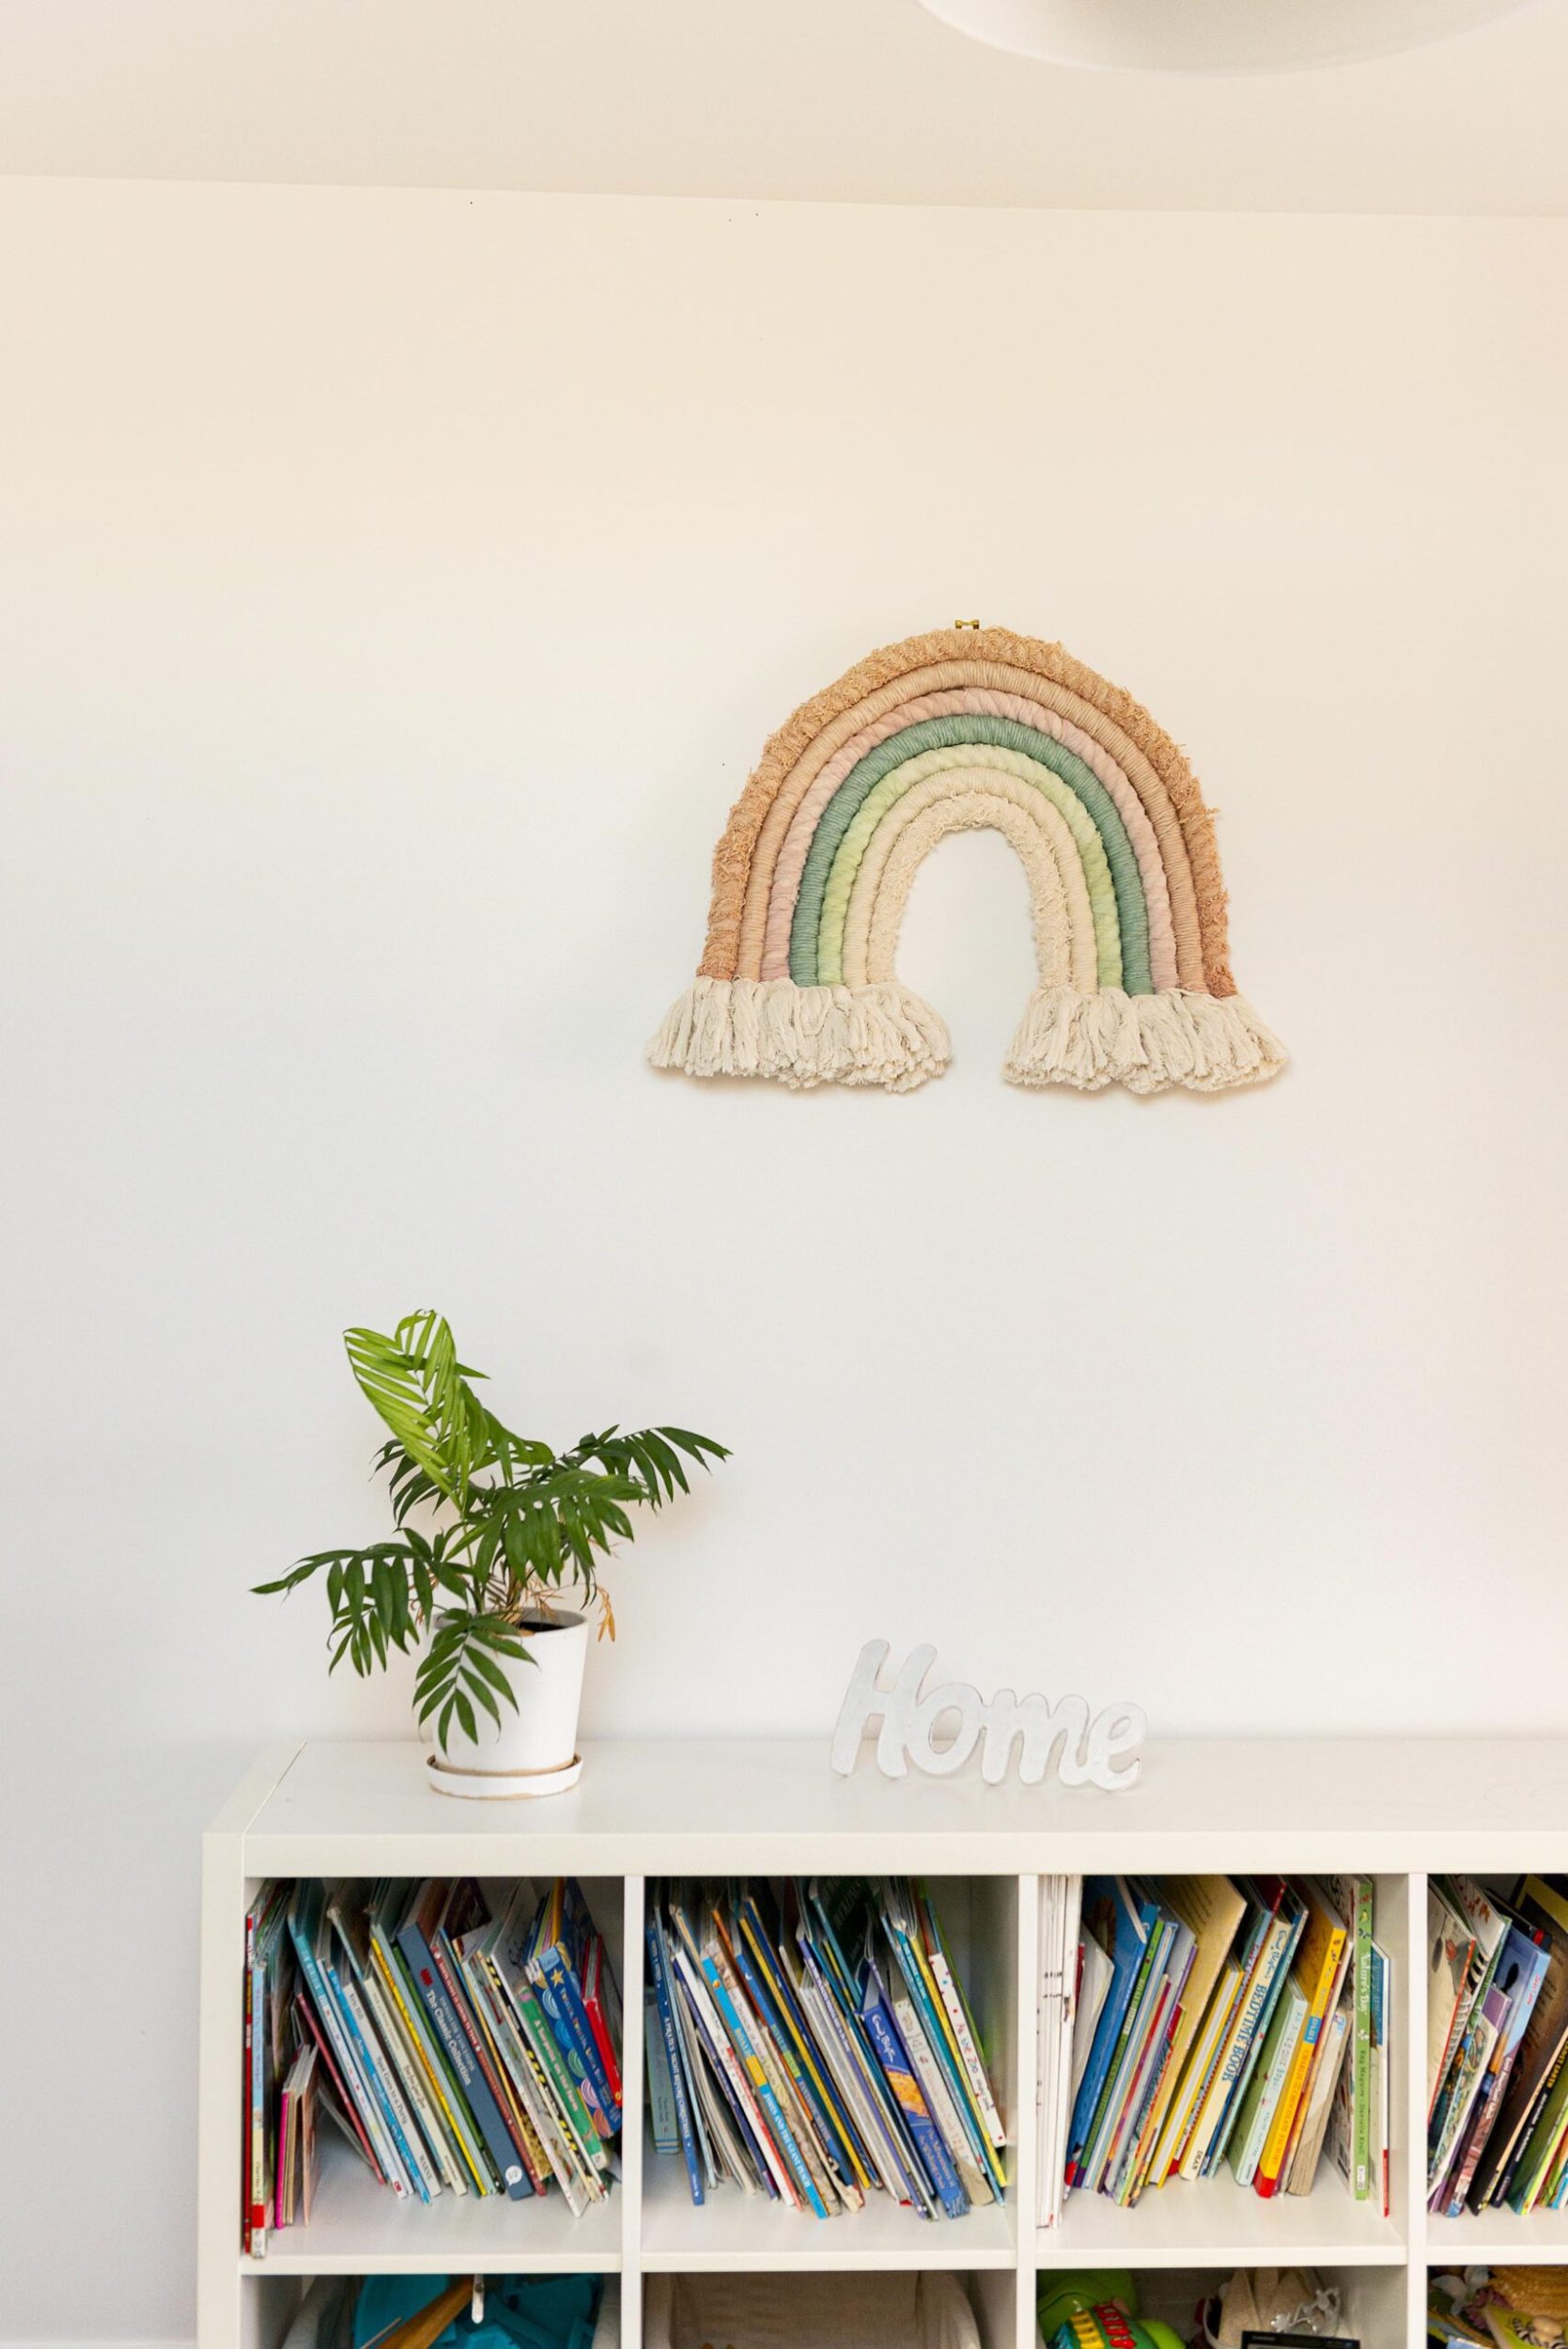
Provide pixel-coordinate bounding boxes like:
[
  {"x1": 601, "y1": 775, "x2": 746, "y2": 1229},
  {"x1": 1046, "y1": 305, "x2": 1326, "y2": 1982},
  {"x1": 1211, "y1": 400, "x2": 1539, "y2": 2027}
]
[
  {"x1": 734, "y1": 1918, "x2": 863, "y2": 2201},
  {"x1": 376, "y1": 1936, "x2": 493, "y2": 2193},
  {"x1": 290, "y1": 1988, "x2": 381, "y2": 2181},
  {"x1": 535, "y1": 1939, "x2": 621, "y2": 2133},
  {"x1": 674, "y1": 1940, "x2": 797, "y2": 2202},
  {"x1": 1349, "y1": 1878, "x2": 1374, "y2": 2200},
  {"x1": 888, "y1": 1915, "x2": 1001, "y2": 2193},
  {"x1": 288, "y1": 1918, "x2": 409, "y2": 2197},
  {"x1": 582, "y1": 1933, "x2": 625, "y2": 2107},
  {"x1": 396, "y1": 1915, "x2": 531, "y2": 2201},
  {"x1": 431, "y1": 1926, "x2": 542, "y2": 2189},
  {"x1": 744, "y1": 1900, "x2": 875, "y2": 2189},
  {"x1": 1205, "y1": 1911, "x2": 1301, "y2": 2175},
  {"x1": 796, "y1": 1948, "x2": 923, "y2": 2211},
  {"x1": 458, "y1": 1956, "x2": 551, "y2": 2195},
  {"x1": 330, "y1": 1964, "x2": 436, "y2": 2202},
  {"x1": 701, "y1": 1949, "x2": 829, "y2": 2217},
  {"x1": 362, "y1": 1963, "x2": 464, "y2": 2196},
  {"x1": 862, "y1": 1983, "x2": 968, "y2": 2219},
  {"x1": 923, "y1": 1914, "x2": 1007, "y2": 2150},
  {"x1": 1079, "y1": 1921, "x2": 1167, "y2": 2192},
  {"x1": 648, "y1": 1918, "x2": 705, "y2": 2204},
  {"x1": 893, "y1": 1987, "x2": 992, "y2": 2207},
  {"x1": 1233, "y1": 2000, "x2": 1301, "y2": 2188}
]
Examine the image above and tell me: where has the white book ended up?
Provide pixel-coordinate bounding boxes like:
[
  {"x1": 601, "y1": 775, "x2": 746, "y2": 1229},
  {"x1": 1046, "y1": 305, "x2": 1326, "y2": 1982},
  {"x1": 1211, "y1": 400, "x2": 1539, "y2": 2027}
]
[
  {"x1": 361, "y1": 1961, "x2": 467, "y2": 2198},
  {"x1": 893, "y1": 1985, "x2": 993, "y2": 2206}
]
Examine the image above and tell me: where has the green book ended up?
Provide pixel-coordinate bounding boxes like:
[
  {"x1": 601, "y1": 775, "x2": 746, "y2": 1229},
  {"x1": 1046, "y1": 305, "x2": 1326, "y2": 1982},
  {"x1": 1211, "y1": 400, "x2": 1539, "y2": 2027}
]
[
  {"x1": 1509, "y1": 2050, "x2": 1568, "y2": 2212},
  {"x1": 1321, "y1": 1874, "x2": 1374, "y2": 2199},
  {"x1": 1228, "y1": 1973, "x2": 1308, "y2": 2189}
]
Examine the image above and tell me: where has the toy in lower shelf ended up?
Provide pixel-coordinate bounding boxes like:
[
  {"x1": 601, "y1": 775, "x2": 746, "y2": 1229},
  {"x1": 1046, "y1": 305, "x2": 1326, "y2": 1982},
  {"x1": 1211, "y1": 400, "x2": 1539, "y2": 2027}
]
[
  {"x1": 1037, "y1": 1875, "x2": 1389, "y2": 2224},
  {"x1": 242, "y1": 1876, "x2": 621, "y2": 2255},
  {"x1": 277, "y1": 2275, "x2": 614, "y2": 2349},
  {"x1": 645, "y1": 1877, "x2": 1005, "y2": 2219}
]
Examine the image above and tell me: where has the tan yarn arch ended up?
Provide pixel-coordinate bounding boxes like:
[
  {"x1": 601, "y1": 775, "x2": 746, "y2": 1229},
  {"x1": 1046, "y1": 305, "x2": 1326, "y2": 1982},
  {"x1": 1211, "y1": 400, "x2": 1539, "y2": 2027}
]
[
  {"x1": 648, "y1": 624, "x2": 1284, "y2": 1095},
  {"x1": 712, "y1": 626, "x2": 1231, "y2": 995}
]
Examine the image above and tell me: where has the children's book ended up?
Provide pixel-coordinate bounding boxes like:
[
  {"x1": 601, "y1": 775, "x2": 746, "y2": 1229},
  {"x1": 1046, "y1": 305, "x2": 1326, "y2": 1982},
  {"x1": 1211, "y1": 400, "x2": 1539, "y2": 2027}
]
[
  {"x1": 1427, "y1": 1882, "x2": 1476, "y2": 2120},
  {"x1": 395, "y1": 1880, "x2": 531, "y2": 2200},
  {"x1": 1065, "y1": 1878, "x2": 1159, "y2": 2187},
  {"x1": 1254, "y1": 1880, "x2": 1348, "y2": 2199},
  {"x1": 1286, "y1": 1988, "x2": 1351, "y2": 2194},
  {"x1": 1472, "y1": 1878, "x2": 1568, "y2": 2208},
  {"x1": 1190, "y1": 1879, "x2": 1304, "y2": 2179},
  {"x1": 1135, "y1": 1875, "x2": 1246, "y2": 2193},
  {"x1": 1228, "y1": 1972, "x2": 1309, "y2": 2189},
  {"x1": 1370, "y1": 1938, "x2": 1391, "y2": 2216},
  {"x1": 646, "y1": 1906, "x2": 704, "y2": 2202},
  {"x1": 1438, "y1": 1921, "x2": 1549, "y2": 2215},
  {"x1": 288, "y1": 1880, "x2": 411, "y2": 2201},
  {"x1": 1319, "y1": 1873, "x2": 1374, "y2": 2201}
]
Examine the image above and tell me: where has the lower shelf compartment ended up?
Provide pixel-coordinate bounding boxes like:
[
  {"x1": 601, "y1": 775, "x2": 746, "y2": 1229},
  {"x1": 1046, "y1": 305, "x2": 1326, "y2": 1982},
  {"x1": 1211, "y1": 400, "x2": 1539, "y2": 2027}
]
[
  {"x1": 1070, "y1": 2265, "x2": 1408, "y2": 2349},
  {"x1": 237, "y1": 2273, "x2": 621, "y2": 2349},
  {"x1": 644, "y1": 2269, "x2": 1015, "y2": 2347}
]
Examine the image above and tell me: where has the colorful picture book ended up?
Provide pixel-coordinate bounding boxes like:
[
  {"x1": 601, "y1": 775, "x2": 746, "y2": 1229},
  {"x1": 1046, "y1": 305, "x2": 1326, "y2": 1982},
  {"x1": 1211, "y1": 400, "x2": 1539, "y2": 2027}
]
[
  {"x1": 1427, "y1": 1873, "x2": 1568, "y2": 2216},
  {"x1": 1038, "y1": 1874, "x2": 1388, "y2": 2217},
  {"x1": 241, "y1": 1876, "x2": 621, "y2": 2256},
  {"x1": 644, "y1": 1877, "x2": 1006, "y2": 2221}
]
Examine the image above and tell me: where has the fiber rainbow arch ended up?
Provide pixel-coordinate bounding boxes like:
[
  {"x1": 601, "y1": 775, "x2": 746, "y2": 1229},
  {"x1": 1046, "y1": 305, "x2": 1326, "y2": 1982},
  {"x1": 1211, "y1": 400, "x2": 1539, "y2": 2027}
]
[{"x1": 648, "y1": 626, "x2": 1286, "y2": 1095}]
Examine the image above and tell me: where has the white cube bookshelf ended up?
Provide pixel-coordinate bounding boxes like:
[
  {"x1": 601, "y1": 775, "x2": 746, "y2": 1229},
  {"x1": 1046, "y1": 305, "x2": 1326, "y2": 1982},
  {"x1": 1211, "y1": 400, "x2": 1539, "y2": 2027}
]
[{"x1": 199, "y1": 1735, "x2": 1568, "y2": 2349}]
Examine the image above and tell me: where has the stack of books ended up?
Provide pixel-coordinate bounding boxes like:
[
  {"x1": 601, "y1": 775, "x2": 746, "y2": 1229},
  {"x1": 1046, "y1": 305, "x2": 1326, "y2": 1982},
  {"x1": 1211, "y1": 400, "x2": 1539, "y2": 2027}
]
[
  {"x1": 1038, "y1": 1874, "x2": 1389, "y2": 2225},
  {"x1": 1427, "y1": 1874, "x2": 1568, "y2": 2217},
  {"x1": 644, "y1": 1878, "x2": 1006, "y2": 2221},
  {"x1": 242, "y1": 1876, "x2": 621, "y2": 2256}
]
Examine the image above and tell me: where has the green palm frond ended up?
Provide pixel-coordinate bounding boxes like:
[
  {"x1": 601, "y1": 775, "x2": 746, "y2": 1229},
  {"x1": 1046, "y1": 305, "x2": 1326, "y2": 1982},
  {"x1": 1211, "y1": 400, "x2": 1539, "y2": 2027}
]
[{"x1": 258, "y1": 1312, "x2": 728, "y2": 1747}]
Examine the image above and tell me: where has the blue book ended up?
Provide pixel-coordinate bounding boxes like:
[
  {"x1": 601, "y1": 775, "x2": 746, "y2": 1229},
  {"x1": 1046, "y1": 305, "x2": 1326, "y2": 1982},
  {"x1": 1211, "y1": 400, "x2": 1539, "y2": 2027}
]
[
  {"x1": 788, "y1": 1898, "x2": 926, "y2": 2213},
  {"x1": 880, "y1": 1883, "x2": 1004, "y2": 2199},
  {"x1": 799, "y1": 1883, "x2": 930, "y2": 2214},
  {"x1": 696, "y1": 1920, "x2": 829, "y2": 2217},
  {"x1": 395, "y1": 1880, "x2": 532, "y2": 2201},
  {"x1": 324, "y1": 1888, "x2": 435, "y2": 2203},
  {"x1": 287, "y1": 1881, "x2": 409, "y2": 2196},
  {"x1": 647, "y1": 1912, "x2": 704, "y2": 2205},
  {"x1": 528, "y1": 1884, "x2": 620, "y2": 2134},
  {"x1": 1067, "y1": 1878, "x2": 1158, "y2": 2185},
  {"x1": 860, "y1": 1956, "x2": 968, "y2": 2219},
  {"x1": 733, "y1": 1894, "x2": 866, "y2": 2198},
  {"x1": 1079, "y1": 1905, "x2": 1174, "y2": 2193}
]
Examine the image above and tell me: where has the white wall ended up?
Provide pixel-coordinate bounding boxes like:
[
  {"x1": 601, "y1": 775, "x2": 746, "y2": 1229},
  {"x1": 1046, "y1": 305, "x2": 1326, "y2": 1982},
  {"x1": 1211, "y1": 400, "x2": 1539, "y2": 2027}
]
[{"x1": 2, "y1": 178, "x2": 1566, "y2": 2336}]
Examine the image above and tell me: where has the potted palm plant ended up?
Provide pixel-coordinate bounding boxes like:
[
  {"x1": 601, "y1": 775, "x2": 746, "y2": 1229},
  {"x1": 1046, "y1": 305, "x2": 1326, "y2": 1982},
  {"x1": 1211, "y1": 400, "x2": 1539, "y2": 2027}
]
[{"x1": 256, "y1": 1311, "x2": 726, "y2": 1797}]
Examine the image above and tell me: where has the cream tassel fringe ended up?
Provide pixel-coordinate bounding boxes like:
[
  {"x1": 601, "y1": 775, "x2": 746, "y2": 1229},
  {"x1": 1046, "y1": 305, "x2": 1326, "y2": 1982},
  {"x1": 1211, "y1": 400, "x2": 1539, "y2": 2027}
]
[
  {"x1": 1004, "y1": 988, "x2": 1287, "y2": 1095},
  {"x1": 647, "y1": 978, "x2": 952, "y2": 1093}
]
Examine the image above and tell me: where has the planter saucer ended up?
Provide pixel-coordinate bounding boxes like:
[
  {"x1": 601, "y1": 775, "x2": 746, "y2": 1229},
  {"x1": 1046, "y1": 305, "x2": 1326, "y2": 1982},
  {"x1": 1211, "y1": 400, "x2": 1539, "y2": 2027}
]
[{"x1": 425, "y1": 1750, "x2": 583, "y2": 1801}]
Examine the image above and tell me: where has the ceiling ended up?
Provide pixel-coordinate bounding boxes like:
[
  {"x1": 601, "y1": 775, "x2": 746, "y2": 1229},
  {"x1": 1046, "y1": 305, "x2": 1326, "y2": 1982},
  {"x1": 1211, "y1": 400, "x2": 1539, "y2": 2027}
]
[{"x1": 1, "y1": 0, "x2": 1565, "y2": 215}]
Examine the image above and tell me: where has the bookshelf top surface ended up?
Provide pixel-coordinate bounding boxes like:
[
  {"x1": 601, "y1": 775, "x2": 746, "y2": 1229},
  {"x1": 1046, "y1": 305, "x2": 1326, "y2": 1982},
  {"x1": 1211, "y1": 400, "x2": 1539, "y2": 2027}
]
[{"x1": 224, "y1": 1734, "x2": 1568, "y2": 1872}]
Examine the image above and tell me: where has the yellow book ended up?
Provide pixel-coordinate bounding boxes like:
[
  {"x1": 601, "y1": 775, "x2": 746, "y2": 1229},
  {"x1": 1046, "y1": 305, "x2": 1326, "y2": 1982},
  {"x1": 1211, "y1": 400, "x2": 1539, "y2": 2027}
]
[
  {"x1": 1136, "y1": 1874, "x2": 1247, "y2": 2193},
  {"x1": 1255, "y1": 1884, "x2": 1347, "y2": 2198}
]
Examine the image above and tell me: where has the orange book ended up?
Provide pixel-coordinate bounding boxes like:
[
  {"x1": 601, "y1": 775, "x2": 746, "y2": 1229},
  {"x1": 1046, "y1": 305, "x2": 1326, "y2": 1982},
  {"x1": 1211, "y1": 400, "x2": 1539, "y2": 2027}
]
[{"x1": 1254, "y1": 1882, "x2": 1348, "y2": 2198}]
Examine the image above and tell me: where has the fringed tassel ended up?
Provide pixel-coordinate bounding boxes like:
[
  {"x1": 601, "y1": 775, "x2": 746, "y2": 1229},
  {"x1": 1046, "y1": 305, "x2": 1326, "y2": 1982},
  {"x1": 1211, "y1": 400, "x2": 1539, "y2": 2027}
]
[
  {"x1": 647, "y1": 979, "x2": 950, "y2": 1093},
  {"x1": 1005, "y1": 988, "x2": 1287, "y2": 1094}
]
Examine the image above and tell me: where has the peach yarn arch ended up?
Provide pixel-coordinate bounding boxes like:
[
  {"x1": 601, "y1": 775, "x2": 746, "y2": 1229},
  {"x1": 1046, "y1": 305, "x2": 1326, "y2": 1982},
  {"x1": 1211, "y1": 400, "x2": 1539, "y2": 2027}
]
[{"x1": 648, "y1": 625, "x2": 1285, "y2": 1095}]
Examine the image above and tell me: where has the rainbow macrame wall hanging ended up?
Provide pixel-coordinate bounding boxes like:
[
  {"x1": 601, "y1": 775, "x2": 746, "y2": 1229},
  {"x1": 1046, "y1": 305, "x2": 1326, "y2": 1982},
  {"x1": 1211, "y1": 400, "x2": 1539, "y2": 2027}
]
[{"x1": 648, "y1": 625, "x2": 1286, "y2": 1096}]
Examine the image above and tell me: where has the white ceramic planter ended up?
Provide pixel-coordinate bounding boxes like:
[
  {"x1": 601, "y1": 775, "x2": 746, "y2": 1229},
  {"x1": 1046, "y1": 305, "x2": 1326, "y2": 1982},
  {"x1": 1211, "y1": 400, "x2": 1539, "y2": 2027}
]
[{"x1": 425, "y1": 1610, "x2": 589, "y2": 1799}]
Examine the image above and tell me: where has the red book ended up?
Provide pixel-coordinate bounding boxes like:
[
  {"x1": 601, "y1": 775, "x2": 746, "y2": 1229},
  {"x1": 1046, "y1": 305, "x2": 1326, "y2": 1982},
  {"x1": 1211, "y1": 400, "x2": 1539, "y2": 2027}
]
[{"x1": 582, "y1": 1932, "x2": 624, "y2": 2105}]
